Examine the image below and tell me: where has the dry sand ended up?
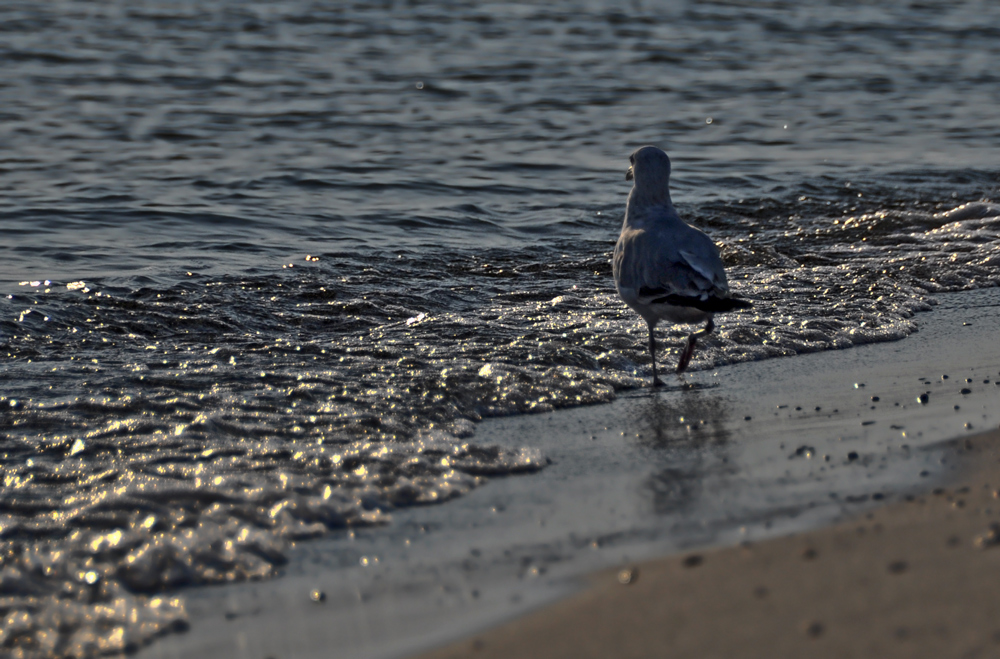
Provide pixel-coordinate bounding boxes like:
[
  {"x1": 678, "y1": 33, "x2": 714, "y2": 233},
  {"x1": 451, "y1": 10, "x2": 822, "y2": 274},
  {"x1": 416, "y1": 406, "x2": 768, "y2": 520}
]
[
  {"x1": 139, "y1": 288, "x2": 1000, "y2": 659},
  {"x1": 420, "y1": 429, "x2": 1000, "y2": 659}
]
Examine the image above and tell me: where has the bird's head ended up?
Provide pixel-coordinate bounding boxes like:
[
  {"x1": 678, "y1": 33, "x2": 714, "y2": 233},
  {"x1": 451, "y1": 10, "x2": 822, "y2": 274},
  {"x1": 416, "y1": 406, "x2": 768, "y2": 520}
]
[{"x1": 625, "y1": 146, "x2": 671, "y2": 192}]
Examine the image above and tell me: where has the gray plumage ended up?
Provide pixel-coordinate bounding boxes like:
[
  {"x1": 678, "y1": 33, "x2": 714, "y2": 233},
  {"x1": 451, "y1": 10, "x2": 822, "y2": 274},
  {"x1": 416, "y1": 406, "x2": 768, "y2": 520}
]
[{"x1": 613, "y1": 145, "x2": 750, "y2": 384}]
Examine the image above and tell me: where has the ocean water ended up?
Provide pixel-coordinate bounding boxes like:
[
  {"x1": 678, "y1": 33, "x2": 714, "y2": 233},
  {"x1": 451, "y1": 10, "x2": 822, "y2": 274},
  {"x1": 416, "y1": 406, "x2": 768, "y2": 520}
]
[{"x1": 2, "y1": 0, "x2": 1000, "y2": 656}]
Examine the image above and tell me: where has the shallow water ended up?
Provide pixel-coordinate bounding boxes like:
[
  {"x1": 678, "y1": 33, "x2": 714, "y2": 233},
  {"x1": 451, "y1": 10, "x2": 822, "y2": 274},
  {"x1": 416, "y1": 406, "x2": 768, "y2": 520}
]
[
  {"x1": 2, "y1": 1, "x2": 1000, "y2": 656},
  {"x1": 142, "y1": 286, "x2": 1000, "y2": 659}
]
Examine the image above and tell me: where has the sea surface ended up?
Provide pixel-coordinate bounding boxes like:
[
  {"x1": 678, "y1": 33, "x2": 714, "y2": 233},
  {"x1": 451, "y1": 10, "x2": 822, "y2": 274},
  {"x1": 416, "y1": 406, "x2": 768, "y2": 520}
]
[{"x1": 2, "y1": 1, "x2": 1000, "y2": 656}]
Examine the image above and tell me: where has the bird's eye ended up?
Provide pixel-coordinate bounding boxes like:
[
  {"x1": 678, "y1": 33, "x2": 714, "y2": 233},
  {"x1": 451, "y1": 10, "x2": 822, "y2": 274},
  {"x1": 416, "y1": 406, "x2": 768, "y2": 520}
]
[{"x1": 629, "y1": 155, "x2": 634, "y2": 164}]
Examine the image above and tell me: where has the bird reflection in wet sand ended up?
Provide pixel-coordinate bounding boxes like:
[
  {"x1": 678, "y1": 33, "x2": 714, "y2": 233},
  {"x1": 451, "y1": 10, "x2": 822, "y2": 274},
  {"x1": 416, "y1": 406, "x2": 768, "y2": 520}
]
[
  {"x1": 614, "y1": 146, "x2": 752, "y2": 384},
  {"x1": 632, "y1": 388, "x2": 731, "y2": 448},
  {"x1": 630, "y1": 391, "x2": 732, "y2": 516}
]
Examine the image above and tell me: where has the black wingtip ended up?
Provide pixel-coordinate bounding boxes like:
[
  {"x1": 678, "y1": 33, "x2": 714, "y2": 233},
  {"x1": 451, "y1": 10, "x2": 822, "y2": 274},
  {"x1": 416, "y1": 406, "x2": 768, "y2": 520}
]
[{"x1": 643, "y1": 291, "x2": 753, "y2": 313}]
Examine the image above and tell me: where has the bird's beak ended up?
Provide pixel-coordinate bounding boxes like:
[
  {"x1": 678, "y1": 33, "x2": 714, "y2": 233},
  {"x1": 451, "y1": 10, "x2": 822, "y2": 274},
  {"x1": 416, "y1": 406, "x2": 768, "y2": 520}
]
[{"x1": 625, "y1": 166, "x2": 633, "y2": 182}]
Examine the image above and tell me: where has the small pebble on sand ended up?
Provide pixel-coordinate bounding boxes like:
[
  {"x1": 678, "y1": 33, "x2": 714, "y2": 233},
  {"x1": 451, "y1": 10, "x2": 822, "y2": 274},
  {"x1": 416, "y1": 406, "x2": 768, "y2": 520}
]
[
  {"x1": 617, "y1": 567, "x2": 638, "y2": 585},
  {"x1": 887, "y1": 561, "x2": 908, "y2": 574},
  {"x1": 974, "y1": 523, "x2": 1000, "y2": 549}
]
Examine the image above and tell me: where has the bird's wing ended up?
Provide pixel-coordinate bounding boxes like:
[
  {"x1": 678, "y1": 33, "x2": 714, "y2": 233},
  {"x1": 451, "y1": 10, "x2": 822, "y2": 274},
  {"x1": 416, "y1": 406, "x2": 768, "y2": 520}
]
[
  {"x1": 677, "y1": 248, "x2": 725, "y2": 290},
  {"x1": 620, "y1": 225, "x2": 729, "y2": 307}
]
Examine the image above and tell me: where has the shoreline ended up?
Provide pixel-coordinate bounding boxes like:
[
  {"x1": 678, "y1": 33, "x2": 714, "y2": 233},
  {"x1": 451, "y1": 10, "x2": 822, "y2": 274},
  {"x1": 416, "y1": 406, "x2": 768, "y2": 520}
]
[
  {"x1": 418, "y1": 428, "x2": 1000, "y2": 659},
  {"x1": 139, "y1": 287, "x2": 1000, "y2": 659}
]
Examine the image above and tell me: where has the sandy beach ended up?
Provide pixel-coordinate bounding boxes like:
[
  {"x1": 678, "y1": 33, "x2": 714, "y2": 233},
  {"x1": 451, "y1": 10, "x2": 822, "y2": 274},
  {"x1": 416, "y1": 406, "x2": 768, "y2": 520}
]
[
  {"x1": 5, "y1": 4, "x2": 1000, "y2": 656},
  {"x1": 420, "y1": 428, "x2": 1000, "y2": 659},
  {"x1": 417, "y1": 288, "x2": 1000, "y2": 659},
  {"x1": 138, "y1": 287, "x2": 1000, "y2": 659}
]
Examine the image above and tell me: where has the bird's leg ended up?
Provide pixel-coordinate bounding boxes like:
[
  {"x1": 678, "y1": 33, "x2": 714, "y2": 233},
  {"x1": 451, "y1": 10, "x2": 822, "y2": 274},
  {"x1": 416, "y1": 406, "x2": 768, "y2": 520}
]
[
  {"x1": 676, "y1": 317, "x2": 715, "y2": 373},
  {"x1": 647, "y1": 320, "x2": 664, "y2": 387}
]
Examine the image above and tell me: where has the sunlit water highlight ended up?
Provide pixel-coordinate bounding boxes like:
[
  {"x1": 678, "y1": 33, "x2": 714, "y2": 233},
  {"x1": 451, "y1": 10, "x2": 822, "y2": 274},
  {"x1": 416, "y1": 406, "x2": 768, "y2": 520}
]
[{"x1": 2, "y1": 1, "x2": 1000, "y2": 656}]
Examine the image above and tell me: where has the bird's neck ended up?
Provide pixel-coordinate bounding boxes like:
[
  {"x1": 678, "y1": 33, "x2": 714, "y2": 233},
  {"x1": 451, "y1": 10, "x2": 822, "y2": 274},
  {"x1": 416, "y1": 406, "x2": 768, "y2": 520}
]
[{"x1": 625, "y1": 188, "x2": 677, "y2": 226}]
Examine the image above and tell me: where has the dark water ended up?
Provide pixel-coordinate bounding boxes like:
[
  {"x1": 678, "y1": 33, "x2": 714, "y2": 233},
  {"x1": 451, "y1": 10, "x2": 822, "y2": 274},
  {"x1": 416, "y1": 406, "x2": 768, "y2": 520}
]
[{"x1": 2, "y1": 1, "x2": 1000, "y2": 656}]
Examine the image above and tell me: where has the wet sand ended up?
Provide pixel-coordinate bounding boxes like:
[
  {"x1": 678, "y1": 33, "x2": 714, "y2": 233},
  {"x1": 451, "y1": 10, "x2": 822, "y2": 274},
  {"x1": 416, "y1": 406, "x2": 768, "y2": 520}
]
[
  {"x1": 415, "y1": 287, "x2": 1000, "y2": 659},
  {"x1": 419, "y1": 428, "x2": 1000, "y2": 659},
  {"x1": 139, "y1": 287, "x2": 1000, "y2": 659}
]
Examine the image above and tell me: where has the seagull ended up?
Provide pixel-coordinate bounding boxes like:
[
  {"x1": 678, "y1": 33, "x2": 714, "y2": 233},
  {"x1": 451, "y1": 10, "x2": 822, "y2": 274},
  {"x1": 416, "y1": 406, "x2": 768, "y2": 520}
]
[{"x1": 613, "y1": 145, "x2": 751, "y2": 385}]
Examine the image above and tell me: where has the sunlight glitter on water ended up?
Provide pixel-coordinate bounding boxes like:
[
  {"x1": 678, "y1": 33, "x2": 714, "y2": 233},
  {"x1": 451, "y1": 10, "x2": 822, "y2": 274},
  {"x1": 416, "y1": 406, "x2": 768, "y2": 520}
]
[
  {"x1": 2, "y1": 0, "x2": 1000, "y2": 654},
  {"x1": 4, "y1": 203, "x2": 1000, "y2": 657}
]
